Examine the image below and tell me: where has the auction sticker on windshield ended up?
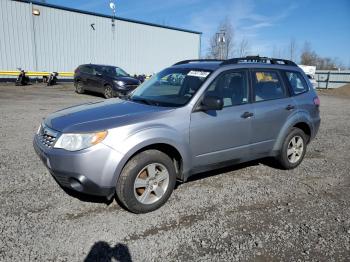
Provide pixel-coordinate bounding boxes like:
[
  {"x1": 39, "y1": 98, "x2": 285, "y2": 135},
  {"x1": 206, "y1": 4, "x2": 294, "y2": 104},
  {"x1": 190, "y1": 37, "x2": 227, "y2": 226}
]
[{"x1": 187, "y1": 71, "x2": 210, "y2": 78}]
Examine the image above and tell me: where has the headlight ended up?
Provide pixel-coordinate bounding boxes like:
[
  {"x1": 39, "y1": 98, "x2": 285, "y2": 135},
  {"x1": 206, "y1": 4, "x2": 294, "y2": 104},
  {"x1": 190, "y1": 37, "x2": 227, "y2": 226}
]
[
  {"x1": 114, "y1": 80, "x2": 126, "y2": 88},
  {"x1": 54, "y1": 131, "x2": 108, "y2": 151},
  {"x1": 36, "y1": 124, "x2": 42, "y2": 134}
]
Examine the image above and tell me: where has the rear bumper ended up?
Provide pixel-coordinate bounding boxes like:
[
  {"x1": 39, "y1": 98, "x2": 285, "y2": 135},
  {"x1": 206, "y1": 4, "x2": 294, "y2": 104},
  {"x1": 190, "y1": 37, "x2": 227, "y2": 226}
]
[
  {"x1": 311, "y1": 117, "x2": 321, "y2": 141},
  {"x1": 33, "y1": 135, "x2": 121, "y2": 198}
]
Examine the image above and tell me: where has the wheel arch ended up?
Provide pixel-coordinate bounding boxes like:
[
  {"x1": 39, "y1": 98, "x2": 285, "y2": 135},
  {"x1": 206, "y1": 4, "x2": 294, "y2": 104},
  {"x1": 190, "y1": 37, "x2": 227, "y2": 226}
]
[
  {"x1": 110, "y1": 133, "x2": 191, "y2": 186},
  {"x1": 128, "y1": 143, "x2": 183, "y2": 178},
  {"x1": 273, "y1": 114, "x2": 313, "y2": 152},
  {"x1": 293, "y1": 122, "x2": 311, "y2": 143}
]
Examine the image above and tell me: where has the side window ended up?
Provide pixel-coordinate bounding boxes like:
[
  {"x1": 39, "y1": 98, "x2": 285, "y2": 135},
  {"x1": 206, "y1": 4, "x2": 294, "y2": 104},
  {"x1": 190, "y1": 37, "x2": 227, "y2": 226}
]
[
  {"x1": 285, "y1": 71, "x2": 308, "y2": 95},
  {"x1": 206, "y1": 71, "x2": 248, "y2": 107},
  {"x1": 92, "y1": 66, "x2": 102, "y2": 75},
  {"x1": 253, "y1": 71, "x2": 286, "y2": 102},
  {"x1": 81, "y1": 66, "x2": 93, "y2": 74}
]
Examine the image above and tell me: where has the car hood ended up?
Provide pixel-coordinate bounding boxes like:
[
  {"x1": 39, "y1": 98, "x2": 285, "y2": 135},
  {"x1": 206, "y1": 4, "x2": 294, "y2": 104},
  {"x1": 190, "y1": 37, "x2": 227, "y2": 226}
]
[
  {"x1": 114, "y1": 76, "x2": 140, "y2": 85},
  {"x1": 44, "y1": 99, "x2": 173, "y2": 133}
]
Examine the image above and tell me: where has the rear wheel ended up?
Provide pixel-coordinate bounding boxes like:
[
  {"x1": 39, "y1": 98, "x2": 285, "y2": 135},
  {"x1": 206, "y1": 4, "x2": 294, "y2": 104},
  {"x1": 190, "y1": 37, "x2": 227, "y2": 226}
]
[
  {"x1": 116, "y1": 150, "x2": 176, "y2": 213},
  {"x1": 276, "y1": 127, "x2": 307, "y2": 169},
  {"x1": 75, "y1": 81, "x2": 84, "y2": 94},
  {"x1": 104, "y1": 85, "x2": 114, "y2": 99}
]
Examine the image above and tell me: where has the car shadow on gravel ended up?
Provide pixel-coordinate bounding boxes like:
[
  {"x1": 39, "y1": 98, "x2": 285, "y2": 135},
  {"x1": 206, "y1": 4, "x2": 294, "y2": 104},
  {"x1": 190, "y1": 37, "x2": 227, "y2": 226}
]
[
  {"x1": 84, "y1": 241, "x2": 132, "y2": 262},
  {"x1": 61, "y1": 186, "x2": 114, "y2": 205},
  {"x1": 183, "y1": 157, "x2": 281, "y2": 185}
]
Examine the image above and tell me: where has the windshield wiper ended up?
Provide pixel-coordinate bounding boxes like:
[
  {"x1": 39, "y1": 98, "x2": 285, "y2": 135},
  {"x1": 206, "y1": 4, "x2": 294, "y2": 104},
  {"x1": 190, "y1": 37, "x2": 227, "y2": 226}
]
[{"x1": 130, "y1": 97, "x2": 155, "y2": 105}]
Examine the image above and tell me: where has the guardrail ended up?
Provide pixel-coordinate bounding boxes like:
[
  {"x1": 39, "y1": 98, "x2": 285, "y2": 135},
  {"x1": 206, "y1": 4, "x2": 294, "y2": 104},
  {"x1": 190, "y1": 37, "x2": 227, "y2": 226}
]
[
  {"x1": 315, "y1": 70, "x2": 350, "y2": 89},
  {"x1": 0, "y1": 70, "x2": 74, "y2": 77}
]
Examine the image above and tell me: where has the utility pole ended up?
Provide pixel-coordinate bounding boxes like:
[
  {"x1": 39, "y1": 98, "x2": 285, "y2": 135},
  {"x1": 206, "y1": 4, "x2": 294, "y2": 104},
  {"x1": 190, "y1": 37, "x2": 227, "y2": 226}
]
[
  {"x1": 216, "y1": 30, "x2": 226, "y2": 60},
  {"x1": 109, "y1": 0, "x2": 117, "y2": 64}
]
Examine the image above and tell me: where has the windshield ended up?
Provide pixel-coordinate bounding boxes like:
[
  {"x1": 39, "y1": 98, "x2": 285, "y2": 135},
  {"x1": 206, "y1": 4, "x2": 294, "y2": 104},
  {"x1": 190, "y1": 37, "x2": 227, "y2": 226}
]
[
  {"x1": 114, "y1": 67, "x2": 129, "y2": 77},
  {"x1": 130, "y1": 68, "x2": 211, "y2": 107}
]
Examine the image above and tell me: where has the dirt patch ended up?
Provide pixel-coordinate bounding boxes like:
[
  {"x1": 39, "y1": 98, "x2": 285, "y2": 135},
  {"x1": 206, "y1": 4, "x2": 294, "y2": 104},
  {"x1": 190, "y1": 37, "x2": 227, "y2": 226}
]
[{"x1": 317, "y1": 84, "x2": 350, "y2": 98}]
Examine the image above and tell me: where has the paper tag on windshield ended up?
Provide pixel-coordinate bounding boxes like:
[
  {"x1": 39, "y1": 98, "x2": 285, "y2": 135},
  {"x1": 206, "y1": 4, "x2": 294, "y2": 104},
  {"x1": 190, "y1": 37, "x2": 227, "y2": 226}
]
[{"x1": 187, "y1": 71, "x2": 210, "y2": 78}]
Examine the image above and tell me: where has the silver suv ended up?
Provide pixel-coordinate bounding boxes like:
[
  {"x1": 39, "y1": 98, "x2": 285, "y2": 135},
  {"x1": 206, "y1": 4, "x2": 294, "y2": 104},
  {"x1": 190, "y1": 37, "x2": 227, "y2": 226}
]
[{"x1": 33, "y1": 56, "x2": 321, "y2": 213}]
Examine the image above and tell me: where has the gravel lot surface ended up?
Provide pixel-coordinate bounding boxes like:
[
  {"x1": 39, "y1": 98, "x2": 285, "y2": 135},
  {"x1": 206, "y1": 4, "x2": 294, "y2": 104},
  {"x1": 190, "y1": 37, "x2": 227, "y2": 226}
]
[{"x1": 0, "y1": 83, "x2": 349, "y2": 261}]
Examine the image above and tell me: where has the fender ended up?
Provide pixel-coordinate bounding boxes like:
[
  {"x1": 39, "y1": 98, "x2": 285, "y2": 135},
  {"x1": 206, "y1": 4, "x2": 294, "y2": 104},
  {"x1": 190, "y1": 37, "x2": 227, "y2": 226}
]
[
  {"x1": 273, "y1": 110, "x2": 313, "y2": 152},
  {"x1": 106, "y1": 125, "x2": 192, "y2": 185}
]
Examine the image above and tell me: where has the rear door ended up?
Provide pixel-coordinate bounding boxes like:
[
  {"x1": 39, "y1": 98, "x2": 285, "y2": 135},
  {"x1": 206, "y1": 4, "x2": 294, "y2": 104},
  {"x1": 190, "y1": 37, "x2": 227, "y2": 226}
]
[
  {"x1": 87, "y1": 66, "x2": 103, "y2": 92},
  {"x1": 250, "y1": 69, "x2": 296, "y2": 155},
  {"x1": 190, "y1": 69, "x2": 252, "y2": 168},
  {"x1": 80, "y1": 65, "x2": 94, "y2": 91}
]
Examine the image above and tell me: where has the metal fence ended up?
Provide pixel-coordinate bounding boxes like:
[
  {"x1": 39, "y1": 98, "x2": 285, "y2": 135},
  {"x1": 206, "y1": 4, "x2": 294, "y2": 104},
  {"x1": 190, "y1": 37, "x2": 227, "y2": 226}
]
[{"x1": 315, "y1": 70, "x2": 350, "y2": 89}]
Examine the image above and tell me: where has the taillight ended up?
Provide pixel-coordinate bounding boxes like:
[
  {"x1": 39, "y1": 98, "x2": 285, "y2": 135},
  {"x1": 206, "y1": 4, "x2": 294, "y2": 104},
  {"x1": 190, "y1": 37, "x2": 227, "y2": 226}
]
[{"x1": 313, "y1": 96, "x2": 320, "y2": 107}]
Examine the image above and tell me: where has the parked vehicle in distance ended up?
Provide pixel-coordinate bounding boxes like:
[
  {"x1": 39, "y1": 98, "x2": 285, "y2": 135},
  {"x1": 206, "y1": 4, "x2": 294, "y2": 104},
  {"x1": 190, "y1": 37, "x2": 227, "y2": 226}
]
[
  {"x1": 34, "y1": 56, "x2": 320, "y2": 213},
  {"x1": 47, "y1": 72, "x2": 58, "y2": 86},
  {"x1": 15, "y1": 69, "x2": 30, "y2": 86},
  {"x1": 298, "y1": 65, "x2": 317, "y2": 88},
  {"x1": 74, "y1": 64, "x2": 141, "y2": 98}
]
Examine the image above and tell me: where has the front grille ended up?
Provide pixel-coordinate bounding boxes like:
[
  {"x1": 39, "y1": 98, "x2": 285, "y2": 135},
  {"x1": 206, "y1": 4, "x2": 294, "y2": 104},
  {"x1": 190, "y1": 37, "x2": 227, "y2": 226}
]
[
  {"x1": 38, "y1": 125, "x2": 59, "y2": 148},
  {"x1": 53, "y1": 174, "x2": 71, "y2": 187}
]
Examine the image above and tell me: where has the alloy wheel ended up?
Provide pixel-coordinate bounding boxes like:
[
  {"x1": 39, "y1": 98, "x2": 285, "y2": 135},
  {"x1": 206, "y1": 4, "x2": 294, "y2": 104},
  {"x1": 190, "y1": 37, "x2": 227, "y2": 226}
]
[
  {"x1": 287, "y1": 135, "x2": 304, "y2": 164},
  {"x1": 133, "y1": 163, "x2": 170, "y2": 205}
]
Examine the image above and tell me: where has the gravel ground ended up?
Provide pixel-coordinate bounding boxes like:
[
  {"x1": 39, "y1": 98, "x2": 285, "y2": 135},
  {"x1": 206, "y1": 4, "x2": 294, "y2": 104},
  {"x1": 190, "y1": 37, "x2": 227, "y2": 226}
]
[{"x1": 0, "y1": 83, "x2": 349, "y2": 262}]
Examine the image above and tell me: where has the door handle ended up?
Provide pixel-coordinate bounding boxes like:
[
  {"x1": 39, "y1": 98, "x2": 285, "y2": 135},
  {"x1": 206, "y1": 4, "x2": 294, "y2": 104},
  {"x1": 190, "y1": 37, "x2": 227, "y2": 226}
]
[
  {"x1": 286, "y1": 105, "x2": 295, "y2": 111},
  {"x1": 241, "y1": 111, "x2": 254, "y2": 118}
]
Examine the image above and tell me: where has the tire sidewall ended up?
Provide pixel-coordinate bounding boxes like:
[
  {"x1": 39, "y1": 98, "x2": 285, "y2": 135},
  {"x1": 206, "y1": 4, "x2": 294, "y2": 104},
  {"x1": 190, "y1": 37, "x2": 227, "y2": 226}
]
[
  {"x1": 279, "y1": 128, "x2": 307, "y2": 169},
  {"x1": 104, "y1": 85, "x2": 114, "y2": 99},
  {"x1": 75, "y1": 81, "x2": 84, "y2": 94},
  {"x1": 116, "y1": 150, "x2": 176, "y2": 213}
]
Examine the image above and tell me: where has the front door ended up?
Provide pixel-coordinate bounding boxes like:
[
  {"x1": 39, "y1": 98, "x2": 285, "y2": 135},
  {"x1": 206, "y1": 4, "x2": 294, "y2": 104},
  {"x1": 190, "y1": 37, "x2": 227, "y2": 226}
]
[{"x1": 190, "y1": 69, "x2": 252, "y2": 168}]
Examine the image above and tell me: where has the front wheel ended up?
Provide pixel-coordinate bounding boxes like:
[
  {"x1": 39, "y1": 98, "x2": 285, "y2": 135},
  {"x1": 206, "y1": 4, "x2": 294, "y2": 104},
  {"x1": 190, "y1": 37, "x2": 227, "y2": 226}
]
[
  {"x1": 116, "y1": 150, "x2": 176, "y2": 213},
  {"x1": 276, "y1": 127, "x2": 307, "y2": 169},
  {"x1": 104, "y1": 85, "x2": 114, "y2": 99}
]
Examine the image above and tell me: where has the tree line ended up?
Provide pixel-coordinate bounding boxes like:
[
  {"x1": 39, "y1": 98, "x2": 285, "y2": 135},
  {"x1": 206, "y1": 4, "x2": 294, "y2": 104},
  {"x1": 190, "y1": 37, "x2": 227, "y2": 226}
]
[{"x1": 206, "y1": 19, "x2": 346, "y2": 70}]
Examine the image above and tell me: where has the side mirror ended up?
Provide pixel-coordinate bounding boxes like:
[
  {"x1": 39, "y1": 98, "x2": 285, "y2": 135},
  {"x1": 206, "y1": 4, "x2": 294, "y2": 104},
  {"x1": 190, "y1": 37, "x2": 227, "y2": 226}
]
[
  {"x1": 95, "y1": 72, "x2": 102, "y2": 77},
  {"x1": 198, "y1": 95, "x2": 223, "y2": 111}
]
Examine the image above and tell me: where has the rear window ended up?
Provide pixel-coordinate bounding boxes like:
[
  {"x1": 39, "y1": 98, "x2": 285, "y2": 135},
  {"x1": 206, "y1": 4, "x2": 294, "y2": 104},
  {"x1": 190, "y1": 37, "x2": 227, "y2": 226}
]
[
  {"x1": 253, "y1": 71, "x2": 286, "y2": 102},
  {"x1": 285, "y1": 71, "x2": 309, "y2": 95}
]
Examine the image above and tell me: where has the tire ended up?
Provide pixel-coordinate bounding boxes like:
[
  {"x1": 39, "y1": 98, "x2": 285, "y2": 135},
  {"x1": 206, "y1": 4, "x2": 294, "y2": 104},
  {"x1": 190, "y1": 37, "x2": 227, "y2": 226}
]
[
  {"x1": 116, "y1": 150, "x2": 176, "y2": 213},
  {"x1": 75, "y1": 81, "x2": 84, "y2": 94},
  {"x1": 276, "y1": 127, "x2": 307, "y2": 169},
  {"x1": 104, "y1": 85, "x2": 114, "y2": 99}
]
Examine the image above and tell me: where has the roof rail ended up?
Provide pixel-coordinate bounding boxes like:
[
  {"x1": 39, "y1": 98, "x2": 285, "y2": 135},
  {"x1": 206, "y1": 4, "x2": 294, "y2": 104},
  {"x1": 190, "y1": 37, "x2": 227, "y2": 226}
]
[
  {"x1": 173, "y1": 59, "x2": 224, "y2": 66},
  {"x1": 221, "y1": 56, "x2": 297, "y2": 66}
]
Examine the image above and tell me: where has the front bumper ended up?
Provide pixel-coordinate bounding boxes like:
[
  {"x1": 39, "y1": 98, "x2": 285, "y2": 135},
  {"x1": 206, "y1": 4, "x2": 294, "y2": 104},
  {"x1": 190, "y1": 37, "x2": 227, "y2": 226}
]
[
  {"x1": 113, "y1": 84, "x2": 138, "y2": 96},
  {"x1": 33, "y1": 135, "x2": 122, "y2": 198}
]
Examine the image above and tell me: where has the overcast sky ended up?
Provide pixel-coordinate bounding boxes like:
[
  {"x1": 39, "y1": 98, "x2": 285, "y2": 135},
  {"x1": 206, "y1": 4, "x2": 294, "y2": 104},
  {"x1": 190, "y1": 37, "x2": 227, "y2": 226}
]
[{"x1": 46, "y1": 0, "x2": 350, "y2": 66}]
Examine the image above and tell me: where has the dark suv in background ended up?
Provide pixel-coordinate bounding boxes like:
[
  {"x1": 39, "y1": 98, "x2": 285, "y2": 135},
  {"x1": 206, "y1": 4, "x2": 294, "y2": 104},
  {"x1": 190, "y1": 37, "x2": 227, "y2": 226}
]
[{"x1": 74, "y1": 64, "x2": 141, "y2": 98}]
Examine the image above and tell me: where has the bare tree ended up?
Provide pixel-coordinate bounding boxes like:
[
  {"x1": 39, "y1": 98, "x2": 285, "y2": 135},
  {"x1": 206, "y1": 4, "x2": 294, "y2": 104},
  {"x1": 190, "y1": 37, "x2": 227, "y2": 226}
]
[
  {"x1": 237, "y1": 38, "x2": 250, "y2": 57},
  {"x1": 300, "y1": 42, "x2": 318, "y2": 65},
  {"x1": 207, "y1": 18, "x2": 234, "y2": 59},
  {"x1": 288, "y1": 38, "x2": 297, "y2": 62},
  {"x1": 272, "y1": 45, "x2": 281, "y2": 58},
  {"x1": 300, "y1": 41, "x2": 341, "y2": 69}
]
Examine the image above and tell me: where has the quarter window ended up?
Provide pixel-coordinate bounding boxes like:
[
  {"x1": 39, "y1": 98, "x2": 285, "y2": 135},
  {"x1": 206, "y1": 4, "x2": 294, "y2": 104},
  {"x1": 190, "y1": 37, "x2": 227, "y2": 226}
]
[
  {"x1": 285, "y1": 71, "x2": 308, "y2": 94},
  {"x1": 253, "y1": 71, "x2": 286, "y2": 102},
  {"x1": 80, "y1": 66, "x2": 93, "y2": 74},
  {"x1": 206, "y1": 71, "x2": 248, "y2": 107}
]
